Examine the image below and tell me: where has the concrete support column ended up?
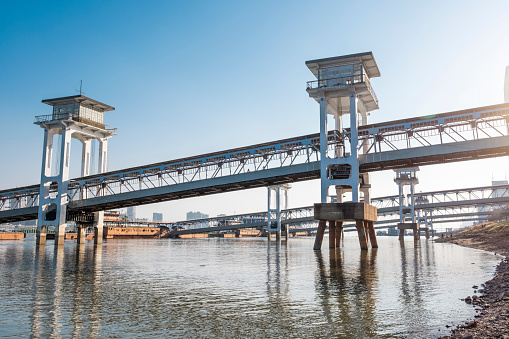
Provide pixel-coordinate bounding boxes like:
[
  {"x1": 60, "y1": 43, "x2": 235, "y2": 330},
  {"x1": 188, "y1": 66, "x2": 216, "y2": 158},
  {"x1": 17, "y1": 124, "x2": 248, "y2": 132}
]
[
  {"x1": 36, "y1": 225, "x2": 48, "y2": 246},
  {"x1": 335, "y1": 221, "x2": 343, "y2": 248},
  {"x1": 413, "y1": 226, "x2": 420, "y2": 241},
  {"x1": 355, "y1": 220, "x2": 368, "y2": 250},
  {"x1": 77, "y1": 226, "x2": 87, "y2": 244},
  {"x1": 98, "y1": 138, "x2": 108, "y2": 174},
  {"x1": 366, "y1": 221, "x2": 378, "y2": 248},
  {"x1": 399, "y1": 229, "x2": 404, "y2": 241},
  {"x1": 410, "y1": 182, "x2": 415, "y2": 223},
  {"x1": 54, "y1": 224, "x2": 66, "y2": 246},
  {"x1": 328, "y1": 220, "x2": 336, "y2": 249},
  {"x1": 81, "y1": 140, "x2": 91, "y2": 177},
  {"x1": 93, "y1": 211, "x2": 104, "y2": 245},
  {"x1": 335, "y1": 186, "x2": 343, "y2": 203},
  {"x1": 398, "y1": 183, "x2": 404, "y2": 223},
  {"x1": 313, "y1": 220, "x2": 327, "y2": 250}
]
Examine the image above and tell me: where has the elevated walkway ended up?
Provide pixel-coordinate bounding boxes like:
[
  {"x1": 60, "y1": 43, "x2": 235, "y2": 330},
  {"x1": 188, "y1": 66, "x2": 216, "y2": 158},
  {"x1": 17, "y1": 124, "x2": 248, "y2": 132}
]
[{"x1": 1, "y1": 103, "x2": 509, "y2": 224}]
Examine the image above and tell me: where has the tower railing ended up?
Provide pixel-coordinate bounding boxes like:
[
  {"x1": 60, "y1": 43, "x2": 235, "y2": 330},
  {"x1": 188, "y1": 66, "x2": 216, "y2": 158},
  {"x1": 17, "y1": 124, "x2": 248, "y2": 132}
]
[
  {"x1": 34, "y1": 113, "x2": 116, "y2": 132},
  {"x1": 306, "y1": 72, "x2": 378, "y2": 105}
]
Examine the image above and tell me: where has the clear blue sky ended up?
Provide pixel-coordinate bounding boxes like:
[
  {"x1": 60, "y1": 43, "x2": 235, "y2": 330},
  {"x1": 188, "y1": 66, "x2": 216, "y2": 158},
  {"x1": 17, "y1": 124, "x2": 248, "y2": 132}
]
[{"x1": 1, "y1": 0, "x2": 509, "y2": 222}]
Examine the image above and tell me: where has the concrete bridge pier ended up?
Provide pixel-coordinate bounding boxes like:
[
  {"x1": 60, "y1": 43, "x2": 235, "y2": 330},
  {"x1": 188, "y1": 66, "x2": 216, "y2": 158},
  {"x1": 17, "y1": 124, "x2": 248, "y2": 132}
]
[
  {"x1": 398, "y1": 223, "x2": 420, "y2": 241},
  {"x1": 54, "y1": 224, "x2": 67, "y2": 246},
  {"x1": 354, "y1": 220, "x2": 378, "y2": 250},
  {"x1": 335, "y1": 221, "x2": 343, "y2": 247},
  {"x1": 77, "y1": 225, "x2": 87, "y2": 244},
  {"x1": 36, "y1": 225, "x2": 47, "y2": 246},
  {"x1": 420, "y1": 227, "x2": 430, "y2": 239},
  {"x1": 93, "y1": 211, "x2": 104, "y2": 245},
  {"x1": 313, "y1": 203, "x2": 377, "y2": 251},
  {"x1": 329, "y1": 221, "x2": 336, "y2": 249}
]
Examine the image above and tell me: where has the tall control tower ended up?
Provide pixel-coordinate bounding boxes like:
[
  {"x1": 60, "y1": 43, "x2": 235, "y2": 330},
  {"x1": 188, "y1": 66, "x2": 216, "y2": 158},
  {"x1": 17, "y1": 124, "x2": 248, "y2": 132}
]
[
  {"x1": 306, "y1": 52, "x2": 380, "y2": 250},
  {"x1": 34, "y1": 95, "x2": 116, "y2": 245}
]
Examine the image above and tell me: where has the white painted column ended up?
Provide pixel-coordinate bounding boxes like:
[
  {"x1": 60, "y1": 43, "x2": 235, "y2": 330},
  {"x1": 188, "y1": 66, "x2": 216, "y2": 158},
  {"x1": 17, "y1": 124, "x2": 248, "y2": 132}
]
[
  {"x1": 349, "y1": 94, "x2": 360, "y2": 202},
  {"x1": 276, "y1": 186, "x2": 281, "y2": 240},
  {"x1": 398, "y1": 183, "x2": 404, "y2": 223},
  {"x1": 335, "y1": 186, "x2": 343, "y2": 203},
  {"x1": 81, "y1": 139, "x2": 91, "y2": 177},
  {"x1": 93, "y1": 211, "x2": 104, "y2": 244},
  {"x1": 361, "y1": 112, "x2": 371, "y2": 204},
  {"x1": 98, "y1": 138, "x2": 108, "y2": 174},
  {"x1": 54, "y1": 126, "x2": 72, "y2": 246},
  {"x1": 410, "y1": 181, "x2": 415, "y2": 223},
  {"x1": 319, "y1": 97, "x2": 328, "y2": 203},
  {"x1": 37, "y1": 128, "x2": 55, "y2": 245}
]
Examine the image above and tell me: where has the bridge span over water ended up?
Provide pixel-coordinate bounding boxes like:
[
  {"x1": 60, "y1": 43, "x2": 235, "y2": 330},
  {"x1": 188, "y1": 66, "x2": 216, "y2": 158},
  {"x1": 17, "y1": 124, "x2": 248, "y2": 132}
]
[
  {"x1": 2, "y1": 102, "x2": 509, "y2": 225},
  {"x1": 141, "y1": 183, "x2": 508, "y2": 236}
]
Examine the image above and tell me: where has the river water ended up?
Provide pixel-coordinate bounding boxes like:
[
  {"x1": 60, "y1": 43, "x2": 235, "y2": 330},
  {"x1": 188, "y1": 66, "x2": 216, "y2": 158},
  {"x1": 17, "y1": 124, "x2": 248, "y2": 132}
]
[{"x1": 0, "y1": 235, "x2": 500, "y2": 338}]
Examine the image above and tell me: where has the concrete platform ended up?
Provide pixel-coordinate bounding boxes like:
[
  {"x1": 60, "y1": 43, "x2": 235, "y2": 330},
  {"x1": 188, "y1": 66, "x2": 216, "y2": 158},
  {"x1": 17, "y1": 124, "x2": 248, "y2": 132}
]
[
  {"x1": 397, "y1": 223, "x2": 418, "y2": 230},
  {"x1": 397, "y1": 222, "x2": 421, "y2": 240},
  {"x1": 314, "y1": 202, "x2": 377, "y2": 221},
  {"x1": 313, "y1": 203, "x2": 378, "y2": 251}
]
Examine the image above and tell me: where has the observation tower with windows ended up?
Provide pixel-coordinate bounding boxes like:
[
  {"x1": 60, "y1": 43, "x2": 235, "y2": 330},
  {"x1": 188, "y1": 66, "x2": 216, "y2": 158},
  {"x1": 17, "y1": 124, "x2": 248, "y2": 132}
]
[
  {"x1": 306, "y1": 52, "x2": 380, "y2": 250},
  {"x1": 34, "y1": 95, "x2": 116, "y2": 245}
]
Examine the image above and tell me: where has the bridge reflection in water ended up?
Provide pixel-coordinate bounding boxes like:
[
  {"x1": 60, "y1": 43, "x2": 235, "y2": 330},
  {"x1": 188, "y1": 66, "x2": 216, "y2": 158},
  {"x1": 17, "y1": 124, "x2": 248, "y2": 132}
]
[{"x1": 0, "y1": 237, "x2": 501, "y2": 337}]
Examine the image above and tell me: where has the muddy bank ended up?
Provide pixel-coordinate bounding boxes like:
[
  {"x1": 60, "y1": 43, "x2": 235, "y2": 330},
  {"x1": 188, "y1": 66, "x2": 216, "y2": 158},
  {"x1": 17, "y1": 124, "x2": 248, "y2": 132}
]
[{"x1": 435, "y1": 222, "x2": 509, "y2": 338}]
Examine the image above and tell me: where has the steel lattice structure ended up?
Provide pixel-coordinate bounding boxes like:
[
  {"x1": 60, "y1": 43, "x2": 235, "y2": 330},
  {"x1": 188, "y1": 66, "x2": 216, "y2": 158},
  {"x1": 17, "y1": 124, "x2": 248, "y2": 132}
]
[{"x1": 1, "y1": 103, "x2": 509, "y2": 223}]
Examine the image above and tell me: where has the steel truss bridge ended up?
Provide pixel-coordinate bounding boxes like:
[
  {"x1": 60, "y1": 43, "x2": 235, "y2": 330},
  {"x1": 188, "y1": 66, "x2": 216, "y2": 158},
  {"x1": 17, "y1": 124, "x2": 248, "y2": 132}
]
[
  {"x1": 1, "y1": 103, "x2": 509, "y2": 224},
  {"x1": 129, "y1": 184, "x2": 507, "y2": 236}
]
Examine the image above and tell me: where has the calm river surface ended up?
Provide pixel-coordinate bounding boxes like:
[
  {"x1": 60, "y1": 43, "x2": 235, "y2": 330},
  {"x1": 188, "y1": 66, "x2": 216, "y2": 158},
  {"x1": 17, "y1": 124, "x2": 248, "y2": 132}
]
[{"x1": 0, "y1": 235, "x2": 501, "y2": 338}]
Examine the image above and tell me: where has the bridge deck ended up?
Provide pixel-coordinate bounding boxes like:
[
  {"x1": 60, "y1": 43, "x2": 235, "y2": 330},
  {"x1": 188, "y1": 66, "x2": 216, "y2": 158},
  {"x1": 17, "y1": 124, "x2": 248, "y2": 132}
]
[{"x1": 1, "y1": 102, "x2": 509, "y2": 223}]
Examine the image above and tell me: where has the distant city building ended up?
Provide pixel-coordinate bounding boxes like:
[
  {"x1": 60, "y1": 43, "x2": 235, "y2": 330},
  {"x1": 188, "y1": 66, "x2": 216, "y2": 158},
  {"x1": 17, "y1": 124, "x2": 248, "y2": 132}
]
[
  {"x1": 186, "y1": 211, "x2": 209, "y2": 220},
  {"x1": 153, "y1": 213, "x2": 163, "y2": 222},
  {"x1": 127, "y1": 206, "x2": 136, "y2": 221}
]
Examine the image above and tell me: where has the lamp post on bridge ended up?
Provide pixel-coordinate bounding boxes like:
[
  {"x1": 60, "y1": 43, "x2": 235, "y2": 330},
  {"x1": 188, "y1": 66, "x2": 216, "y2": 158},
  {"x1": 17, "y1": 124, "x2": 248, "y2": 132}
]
[
  {"x1": 305, "y1": 52, "x2": 380, "y2": 250},
  {"x1": 34, "y1": 95, "x2": 116, "y2": 246}
]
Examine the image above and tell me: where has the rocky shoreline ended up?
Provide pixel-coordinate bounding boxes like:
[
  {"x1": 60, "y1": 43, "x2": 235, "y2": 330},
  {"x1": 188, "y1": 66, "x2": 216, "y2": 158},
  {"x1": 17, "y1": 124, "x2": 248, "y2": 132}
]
[{"x1": 435, "y1": 221, "x2": 509, "y2": 338}]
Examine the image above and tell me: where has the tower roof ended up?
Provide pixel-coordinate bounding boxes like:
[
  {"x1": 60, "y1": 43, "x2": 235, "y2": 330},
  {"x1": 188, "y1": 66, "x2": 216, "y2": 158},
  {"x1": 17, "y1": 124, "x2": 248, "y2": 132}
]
[
  {"x1": 305, "y1": 51, "x2": 380, "y2": 79},
  {"x1": 42, "y1": 95, "x2": 115, "y2": 112}
]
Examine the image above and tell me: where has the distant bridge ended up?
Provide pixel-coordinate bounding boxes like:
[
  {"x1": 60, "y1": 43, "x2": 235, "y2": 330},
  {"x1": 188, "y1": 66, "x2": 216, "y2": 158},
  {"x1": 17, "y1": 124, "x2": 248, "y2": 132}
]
[{"x1": 94, "y1": 184, "x2": 508, "y2": 236}]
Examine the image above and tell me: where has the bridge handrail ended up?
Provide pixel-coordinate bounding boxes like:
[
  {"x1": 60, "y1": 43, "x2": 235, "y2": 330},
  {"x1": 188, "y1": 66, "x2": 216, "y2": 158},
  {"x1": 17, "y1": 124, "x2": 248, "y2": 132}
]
[
  {"x1": 2, "y1": 103, "x2": 509, "y2": 216},
  {"x1": 34, "y1": 113, "x2": 117, "y2": 133}
]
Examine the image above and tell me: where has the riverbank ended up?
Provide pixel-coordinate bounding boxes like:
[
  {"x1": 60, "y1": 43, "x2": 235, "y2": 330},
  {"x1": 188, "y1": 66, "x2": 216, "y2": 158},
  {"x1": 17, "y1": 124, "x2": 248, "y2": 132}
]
[{"x1": 435, "y1": 221, "x2": 509, "y2": 338}]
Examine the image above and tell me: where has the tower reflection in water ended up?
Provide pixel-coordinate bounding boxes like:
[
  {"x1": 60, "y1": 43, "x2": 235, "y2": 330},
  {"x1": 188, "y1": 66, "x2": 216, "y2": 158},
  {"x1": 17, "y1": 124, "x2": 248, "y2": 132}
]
[
  {"x1": 315, "y1": 248, "x2": 380, "y2": 338},
  {"x1": 30, "y1": 244, "x2": 104, "y2": 338}
]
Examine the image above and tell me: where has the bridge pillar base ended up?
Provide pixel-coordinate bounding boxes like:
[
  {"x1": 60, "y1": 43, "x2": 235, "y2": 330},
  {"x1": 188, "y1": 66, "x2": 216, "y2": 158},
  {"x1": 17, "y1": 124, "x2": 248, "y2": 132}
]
[
  {"x1": 93, "y1": 211, "x2": 104, "y2": 245},
  {"x1": 36, "y1": 225, "x2": 48, "y2": 246},
  {"x1": 397, "y1": 223, "x2": 420, "y2": 241},
  {"x1": 335, "y1": 221, "x2": 343, "y2": 248},
  {"x1": 421, "y1": 227, "x2": 430, "y2": 239},
  {"x1": 313, "y1": 203, "x2": 377, "y2": 251},
  {"x1": 77, "y1": 226, "x2": 87, "y2": 244},
  {"x1": 54, "y1": 224, "x2": 67, "y2": 246},
  {"x1": 328, "y1": 220, "x2": 336, "y2": 249}
]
